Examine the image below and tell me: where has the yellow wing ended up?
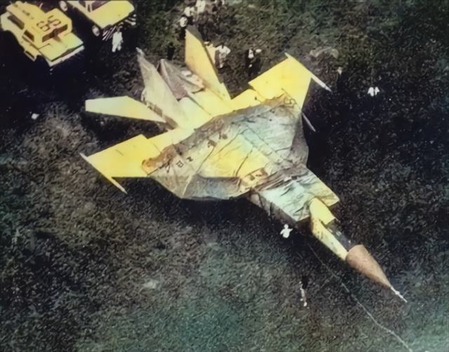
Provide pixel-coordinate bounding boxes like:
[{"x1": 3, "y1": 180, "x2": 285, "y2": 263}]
[
  {"x1": 81, "y1": 129, "x2": 191, "y2": 193},
  {"x1": 85, "y1": 96, "x2": 166, "y2": 123}
]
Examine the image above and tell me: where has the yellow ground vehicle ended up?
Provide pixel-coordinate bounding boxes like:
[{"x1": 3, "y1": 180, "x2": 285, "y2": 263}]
[
  {"x1": 0, "y1": 1, "x2": 84, "y2": 69},
  {"x1": 58, "y1": 0, "x2": 136, "y2": 40}
]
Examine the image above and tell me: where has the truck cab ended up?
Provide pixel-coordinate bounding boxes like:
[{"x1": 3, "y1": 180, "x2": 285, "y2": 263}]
[
  {"x1": 0, "y1": 1, "x2": 84, "y2": 69},
  {"x1": 58, "y1": 0, "x2": 136, "y2": 41}
]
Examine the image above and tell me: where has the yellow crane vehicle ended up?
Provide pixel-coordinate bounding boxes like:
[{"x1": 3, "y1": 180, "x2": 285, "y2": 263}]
[
  {"x1": 81, "y1": 27, "x2": 407, "y2": 302},
  {"x1": 57, "y1": 0, "x2": 136, "y2": 41},
  {"x1": 0, "y1": 1, "x2": 84, "y2": 70}
]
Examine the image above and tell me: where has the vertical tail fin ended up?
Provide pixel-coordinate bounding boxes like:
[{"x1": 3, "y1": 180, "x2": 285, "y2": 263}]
[
  {"x1": 136, "y1": 48, "x2": 186, "y2": 128},
  {"x1": 184, "y1": 27, "x2": 231, "y2": 101}
]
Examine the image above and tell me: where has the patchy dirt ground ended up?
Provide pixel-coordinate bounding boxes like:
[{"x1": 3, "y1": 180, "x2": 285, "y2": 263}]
[{"x1": 1, "y1": 1, "x2": 449, "y2": 351}]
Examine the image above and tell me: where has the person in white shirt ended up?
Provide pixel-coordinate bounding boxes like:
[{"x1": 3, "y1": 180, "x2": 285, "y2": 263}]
[
  {"x1": 213, "y1": 0, "x2": 226, "y2": 7},
  {"x1": 196, "y1": 0, "x2": 207, "y2": 15},
  {"x1": 367, "y1": 86, "x2": 380, "y2": 97},
  {"x1": 112, "y1": 29, "x2": 123, "y2": 53},
  {"x1": 215, "y1": 43, "x2": 231, "y2": 69},
  {"x1": 178, "y1": 15, "x2": 188, "y2": 40},
  {"x1": 179, "y1": 15, "x2": 188, "y2": 28},
  {"x1": 183, "y1": 5, "x2": 196, "y2": 24},
  {"x1": 280, "y1": 224, "x2": 293, "y2": 239}
]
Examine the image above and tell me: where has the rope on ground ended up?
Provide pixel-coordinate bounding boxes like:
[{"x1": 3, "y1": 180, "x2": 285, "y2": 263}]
[{"x1": 306, "y1": 243, "x2": 414, "y2": 352}]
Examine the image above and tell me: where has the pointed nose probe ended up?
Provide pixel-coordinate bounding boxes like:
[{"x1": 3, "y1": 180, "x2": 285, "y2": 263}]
[
  {"x1": 346, "y1": 244, "x2": 407, "y2": 302},
  {"x1": 308, "y1": 198, "x2": 406, "y2": 302}
]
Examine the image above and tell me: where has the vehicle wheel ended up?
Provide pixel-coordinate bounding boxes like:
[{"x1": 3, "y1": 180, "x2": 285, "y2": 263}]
[
  {"x1": 1, "y1": 31, "x2": 20, "y2": 66},
  {"x1": 58, "y1": 1, "x2": 68, "y2": 12},
  {"x1": 1, "y1": 31, "x2": 17, "y2": 50},
  {"x1": 35, "y1": 56, "x2": 49, "y2": 69},
  {"x1": 92, "y1": 25, "x2": 101, "y2": 37},
  {"x1": 34, "y1": 57, "x2": 51, "y2": 83}
]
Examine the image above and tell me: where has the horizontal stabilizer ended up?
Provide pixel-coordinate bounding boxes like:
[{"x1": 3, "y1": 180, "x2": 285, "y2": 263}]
[{"x1": 85, "y1": 96, "x2": 166, "y2": 123}]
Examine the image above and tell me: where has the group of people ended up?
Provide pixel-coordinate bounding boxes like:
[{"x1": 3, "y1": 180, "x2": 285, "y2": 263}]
[
  {"x1": 176, "y1": 0, "x2": 263, "y2": 77},
  {"x1": 210, "y1": 44, "x2": 263, "y2": 75},
  {"x1": 178, "y1": 0, "x2": 226, "y2": 41}
]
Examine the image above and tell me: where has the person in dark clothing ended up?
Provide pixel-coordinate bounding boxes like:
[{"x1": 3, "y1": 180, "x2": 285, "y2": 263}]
[
  {"x1": 245, "y1": 48, "x2": 262, "y2": 80},
  {"x1": 197, "y1": 13, "x2": 212, "y2": 42},
  {"x1": 245, "y1": 48, "x2": 255, "y2": 79},
  {"x1": 215, "y1": 0, "x2": 226, "y2": 7},
  {"x1": 166, "y1": 42, "x2": 175, "y2": 60},
  {"x1": 301, "y1": 275, "x2": 309, "y2": 290},
  {"x1": 300, "y1": 275, "x2": 309, "y2": 307}
]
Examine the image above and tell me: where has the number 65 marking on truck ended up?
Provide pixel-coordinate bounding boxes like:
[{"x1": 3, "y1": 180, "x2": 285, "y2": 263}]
[{"x1": 36, "y1": 15, "x2": 62, "y2": 32}]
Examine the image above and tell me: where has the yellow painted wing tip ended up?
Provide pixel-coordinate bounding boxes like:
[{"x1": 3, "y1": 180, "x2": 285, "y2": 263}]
[
  {"x1": 284, "y1": 53, "x2": 332, "y2": 92},
  {"x1": 80, "y1": 153, "x2": 128, "y2": 194}
]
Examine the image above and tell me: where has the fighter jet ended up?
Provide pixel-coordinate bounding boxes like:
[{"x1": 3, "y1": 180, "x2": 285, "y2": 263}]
[{"x1": 81, "y1": 28, "x2": 405, "y2": 301}]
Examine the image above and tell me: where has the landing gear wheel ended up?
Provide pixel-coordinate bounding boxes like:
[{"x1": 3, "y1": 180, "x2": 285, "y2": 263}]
[
  {"x1": 58, "y1": 1, "x2": 68, "y2": 12},
  {"x1": 92, "y1": 25, "x2": 100, "y2": 37}
]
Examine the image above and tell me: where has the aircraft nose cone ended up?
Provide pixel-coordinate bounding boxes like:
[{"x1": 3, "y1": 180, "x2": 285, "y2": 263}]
[{"x1": 346, "y1": 244, "x2": 392, "y2": 289}]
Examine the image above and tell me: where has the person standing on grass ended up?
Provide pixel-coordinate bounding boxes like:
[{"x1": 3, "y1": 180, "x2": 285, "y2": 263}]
[
  {"x1": 246, "y1": 48, "x2": 262, "y2": 80},
  {"x1": 300, "y1": 275, "x2": 309, "y2": 307},
  {"x1": 280, "y1": 224, "x2": 293, "y2": 239},
  {"x1": 215, "y1": 43, "x2": 231, "y2": 69},
  {"x1": 178, "y1": 15, "x2": 188, "y2": 40},
  {"x1": 112, "y1": 29, "x2": 124, "y2": 53},
  {"x1": 183, "y1": 4, "x2": 196, "y2": 25}
]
